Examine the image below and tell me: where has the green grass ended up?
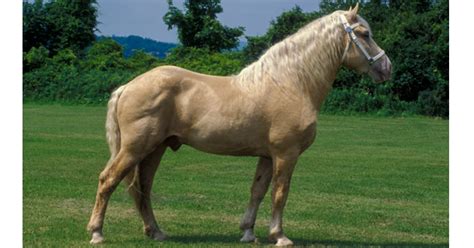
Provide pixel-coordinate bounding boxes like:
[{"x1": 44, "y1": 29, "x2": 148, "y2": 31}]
[{"x1": 23, "y1": 103, "x2": 448, "y2": 247}]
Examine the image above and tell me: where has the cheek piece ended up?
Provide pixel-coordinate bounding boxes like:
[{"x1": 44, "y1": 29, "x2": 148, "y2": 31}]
[{"x1": 340, "y1": 15, "x2": 385, "y2": 65}]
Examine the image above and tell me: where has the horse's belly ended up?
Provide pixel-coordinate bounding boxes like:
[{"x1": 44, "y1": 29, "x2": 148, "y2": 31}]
[
  {"x1": 187, "y1": 142, "x2": 265, "y2": 156},
  {"x1": 181, "y1": 125, "x2": 268, "y2": 156}
]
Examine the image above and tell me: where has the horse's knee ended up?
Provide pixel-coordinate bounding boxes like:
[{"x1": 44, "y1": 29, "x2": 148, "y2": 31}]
[
  {"x1": 98, "y1": 170, "x2": 109, "y2": 184},
  {"x1": 97, "y1": 170, "x2": 121, "y2": 196}
]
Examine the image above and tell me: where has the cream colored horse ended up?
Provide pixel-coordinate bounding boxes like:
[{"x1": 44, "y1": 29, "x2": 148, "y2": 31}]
[{"x1": 87, "y1": 4, "x2": 391, "y2": 246}]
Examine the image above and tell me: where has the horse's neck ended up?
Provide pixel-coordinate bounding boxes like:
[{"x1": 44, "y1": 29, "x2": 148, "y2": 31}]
[
  {"x1": 237, "y1": 13, "x2": 346, "y2": 111},
  {"x1": 284, "y1": 15, "x2": 345, "y2": 110}
]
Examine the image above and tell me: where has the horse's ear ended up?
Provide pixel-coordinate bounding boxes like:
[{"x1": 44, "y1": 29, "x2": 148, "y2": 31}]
[
  {"x1": 351, "y1": 2, "x2": 360, "y2": 16},
  {"x1": 348, "y1": 2, "x2": 359, "y2": 20}
]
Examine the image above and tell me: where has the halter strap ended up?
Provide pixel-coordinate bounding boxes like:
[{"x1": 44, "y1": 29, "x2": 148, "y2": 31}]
[{"x1": 340, "y1": 15, "x2": 385, "y2": 65}]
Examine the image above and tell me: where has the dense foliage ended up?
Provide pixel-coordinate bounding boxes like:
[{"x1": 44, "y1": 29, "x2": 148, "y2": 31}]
[
  {"x1": 243, "y1": 0, "x2": 449, "y2": 117},
  {"x1": 243, "y1": 6, "x2": 321, "y2": 63},
  {"x1": 163, "y1": 0, "x2": 244, "y2": 52},
  {"x1": 23, "y1": 0, "x2": 97, "y2": 55},
  {"x1": 23, "y1": 39, "x2": 243, "y2": 103},
  {"x1": 23, "y1": 0, "x2": 449, "y2": 117}
]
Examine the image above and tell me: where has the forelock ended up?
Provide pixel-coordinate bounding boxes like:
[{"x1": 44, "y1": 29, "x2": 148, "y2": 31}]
[{"x1": 356, "y1": 16, "x2": 372, "y2": 35}]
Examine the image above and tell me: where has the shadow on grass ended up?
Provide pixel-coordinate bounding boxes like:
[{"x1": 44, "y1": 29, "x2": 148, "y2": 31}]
[
  {"x1": 162, "y1": 234, "x2": 449, "y2": 247},
  {"x1": 293, "y1": 238, "x2": 448, "y2": 248},
  {"x1": 167, "y1": 234, "x2": 239, "y2": 244}
]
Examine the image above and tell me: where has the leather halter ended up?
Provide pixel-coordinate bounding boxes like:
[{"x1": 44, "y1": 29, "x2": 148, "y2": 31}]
[{"x1": 340, "y1": 15, "x2": 385, "y2": 65}]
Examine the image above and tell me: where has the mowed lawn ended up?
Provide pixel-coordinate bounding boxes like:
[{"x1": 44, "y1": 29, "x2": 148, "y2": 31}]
[{"x1": 23, "y1": 103, "x2": 448, "y2": 247}]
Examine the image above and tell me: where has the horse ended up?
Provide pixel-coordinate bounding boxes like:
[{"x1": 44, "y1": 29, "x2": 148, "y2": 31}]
[{"x1": 87, "y1": 4, "x2": 391, "y2": 246}]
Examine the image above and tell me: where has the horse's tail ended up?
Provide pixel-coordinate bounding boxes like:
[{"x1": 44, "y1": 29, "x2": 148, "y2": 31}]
[
  {"x1": 104, "y1": 86, "x2": 141, "y2": 198},
  {"x1": 106, "y1": 85, "x2": 125, "y2": 162},
  {"x1": 105, "y1": 85, "x2": 142, "y2": 195}
]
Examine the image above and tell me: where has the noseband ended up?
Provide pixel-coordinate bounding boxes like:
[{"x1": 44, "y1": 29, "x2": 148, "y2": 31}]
[{"x1": 340, "y1": 15, "x2": 385, "y2": 65}]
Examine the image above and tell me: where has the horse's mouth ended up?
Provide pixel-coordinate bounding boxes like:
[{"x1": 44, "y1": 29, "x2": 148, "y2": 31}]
[
  {"x1": 370, "y1": 70, "x2": 390, "y2": 83},
  {"x1": 369, "y1": 56, "x2": 392, "y2": 83}
]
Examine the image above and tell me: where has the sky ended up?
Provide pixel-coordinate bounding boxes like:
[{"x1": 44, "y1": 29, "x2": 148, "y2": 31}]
[{"x1": 96, "y1": 0, "x2": 321, "y2": 43}]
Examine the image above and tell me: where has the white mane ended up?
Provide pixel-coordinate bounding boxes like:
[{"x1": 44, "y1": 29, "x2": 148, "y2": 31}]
[{"x1": 234, "y1": 11, "x2": 347, "y2": 94}]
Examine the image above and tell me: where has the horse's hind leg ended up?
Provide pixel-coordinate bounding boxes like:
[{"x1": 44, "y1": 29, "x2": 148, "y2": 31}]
[
  {"x1": 239, "y1": 157, "x2": 273, "y2": 242},
  {"x1": 87, "y1": 148, "x2": 142, "y2": 244},
  {"x1": 125, "y1": 144, "x2": 167, "y2": 241}
]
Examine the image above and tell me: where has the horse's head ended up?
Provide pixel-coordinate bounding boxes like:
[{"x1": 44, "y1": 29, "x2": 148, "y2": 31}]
[{"x1": 340, "y1": 3, "x2": 392, "y2": 83}]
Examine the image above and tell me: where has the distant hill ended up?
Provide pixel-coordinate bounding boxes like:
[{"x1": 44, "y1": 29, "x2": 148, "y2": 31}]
[{"x1": 98, "y1": 35, "x2": 177, "y2": 58}]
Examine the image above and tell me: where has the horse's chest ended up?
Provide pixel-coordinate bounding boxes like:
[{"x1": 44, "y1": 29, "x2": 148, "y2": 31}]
[
  {"x1": 299, "y1": 122, "x2": 317, "y2": 151},
  {"x1": 269, "y1": 117, "x2": 317, "y2": 152}
]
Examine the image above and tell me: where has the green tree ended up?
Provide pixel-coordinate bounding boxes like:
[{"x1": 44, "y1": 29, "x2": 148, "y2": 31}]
[
  {"x1": 45, "y1": 0, "x2": 98, "y2": 54},
  {"x1": 386, "y1": 0, "x2": 448, "y2": 116},
  {"x1": 82, "y1": 39, "x2": 129, "y2": 71},
  {"x1": 242, "y1": 36, "x2": 270, "y2": 63},
  {"x1": 23, "y1": 0, "x2": 98, "y2": 55},
  {"x1": 319, "y1": 0, "x2": 356, "y2": 14},
  {"x1": 163, "y1": 0, "x2": 244, "y2": 52},
  {"x1": 23, "y1": 46, "x2": 49, "y2": 72},
  {"x1": 23, "y1": 0, "x2": 49, "y2": 53},
  {"x1": 243, "y1": 6, "x2": 319, "y2": 63},
  {"x1": 161, "y1": 47, "x2": 243, "y2": 75},
  {"x1": 389, "y1": 0, "x2": 431, "y2": 13}
]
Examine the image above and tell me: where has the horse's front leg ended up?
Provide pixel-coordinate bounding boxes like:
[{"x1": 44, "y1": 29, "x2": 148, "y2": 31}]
[
  {"x1": 239, "y1": 157, "x2": 273, "y2": 242},
  {"x1": 269, "y1": 152, "x2": 298, "y2": 246}
]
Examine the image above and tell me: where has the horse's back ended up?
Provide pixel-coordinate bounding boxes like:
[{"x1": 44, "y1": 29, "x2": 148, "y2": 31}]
[
  {"x1": 138, "y1": 65, "x2": 233, "y2": 88},
  {"x1": 119, "y1": 65, "x2": 235, "y2": 107}
]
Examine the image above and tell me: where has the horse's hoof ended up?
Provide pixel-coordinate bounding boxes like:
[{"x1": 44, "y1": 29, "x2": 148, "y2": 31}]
[
  {"x1": 275, "y1": 236, "x2": 293, "y2": 246},
  {"x1": 150, "y1": 231, "x2": 167, "y2": 241},
  {"x1": 240, "y1": 229, "x2": 256, "y2": 242},
  {"x1": 89, "y1": 232, "x2": 104, "y2": 244}
]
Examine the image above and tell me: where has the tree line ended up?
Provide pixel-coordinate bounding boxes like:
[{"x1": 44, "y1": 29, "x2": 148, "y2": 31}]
[{"x1": 23, "y1": 0, "x2": 449, "y2": 118}]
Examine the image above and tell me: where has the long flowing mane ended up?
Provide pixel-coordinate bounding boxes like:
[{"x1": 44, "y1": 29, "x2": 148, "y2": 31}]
[{"x1": 234, "y1": 11, "x2": 347, "y2": 94}]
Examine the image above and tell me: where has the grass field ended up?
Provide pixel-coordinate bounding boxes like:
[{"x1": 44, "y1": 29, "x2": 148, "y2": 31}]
[{"x1": 23, "y1": 103, "x2": 448, "y2": 247}]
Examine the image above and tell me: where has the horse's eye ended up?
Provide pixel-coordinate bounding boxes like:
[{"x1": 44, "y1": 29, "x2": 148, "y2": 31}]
[{"x1": 362, "y1": 31, "x2": 370, "y2": 38}]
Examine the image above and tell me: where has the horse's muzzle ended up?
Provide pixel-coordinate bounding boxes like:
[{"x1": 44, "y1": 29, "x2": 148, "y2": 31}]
[{"x1": 369, "y1": 55, "x2": 392, "y2": 83}]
